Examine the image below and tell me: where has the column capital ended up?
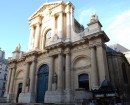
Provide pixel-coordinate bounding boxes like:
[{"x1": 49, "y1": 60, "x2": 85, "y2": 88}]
[
  {"x1": 35, "y1": 22, "x2": 41, "y2": 26},
  {"x1": 89, "y1": 44, "x2": 96, "y2": 49},
  {"x1": 58, "y1": 48, "x2": 63, "y2": 54},
  {"x1": 64, "y1": 47, "x2": 71, "y2": 54},
  {"x1": 29, "y1": 24, "x2": 35, "y2": 28},
  {"x1": 9, "y1": 63, "x2": 16, "y2": 69}
]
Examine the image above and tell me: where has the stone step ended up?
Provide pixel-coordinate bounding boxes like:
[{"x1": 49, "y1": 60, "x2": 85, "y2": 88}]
[
  {"x1": 0, "y1": 103, "x2": 75, "y2": 105},
  {"x1": 0, "y1": 103, "x2": 44, "y2": 105}
]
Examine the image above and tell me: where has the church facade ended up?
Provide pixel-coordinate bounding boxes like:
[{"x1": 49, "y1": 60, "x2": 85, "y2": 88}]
[{"x1": 5, "y1": 1, "x2": 130, "y2": 104}]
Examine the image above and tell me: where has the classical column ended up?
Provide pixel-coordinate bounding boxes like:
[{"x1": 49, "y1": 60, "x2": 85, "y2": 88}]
[
  {"x1": 59, "y1": 12, "x2": 63, "y2": 39},
  {"x1": 52, "y1": 15, "x2": 55, "y2": 38},
  {"x1": 57, "y1": 53, "x2": 63, "y2": 91},
  {"x1": 65, "y1": 51, "x2": 71, "y2": 90},
  {"x1": 6, "y1": 68, "x2": 12, "y2": 94},
  {"x1": 28, "y1": 26, "x2": 35, "y2": 50},
  {"x1": 9, "y1": 68, "x2": 15, "y2": 94},
  {"x1": 66, "y1": 6, "x2": 71, "y2": 40},
  {"x1": 34, "y1": 23, "x2": 40, "y2": 49},
  {"x1": 42, "y1": 34, "x2": 45, "y2": 51},
  {"x1": 22, "y1": 62, "x2": 29, "y2": 93},
  {"x1": 70, "y1": 6, "x2": 74, "y2": 32},
  {"x1": 30, "y1": 60, "x2": 36, "y2": 93},
  {"x1": 91, "y1": 46, "x2": 99, "y2": 89},
  {"x1": 48, "y1": 56, "x2": 54, "y2": 91}
]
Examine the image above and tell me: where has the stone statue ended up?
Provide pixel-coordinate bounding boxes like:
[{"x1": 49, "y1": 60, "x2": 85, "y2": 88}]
[
  {"x1": 15, "y1": 43, "x2": 21, "y2": 51},
  {"x1": 90, "y1": 12, "x2": 99, "y2": 22}
]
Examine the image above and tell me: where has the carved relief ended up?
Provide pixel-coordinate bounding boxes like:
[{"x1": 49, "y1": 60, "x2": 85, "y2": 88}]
[
  {"x1": 25, "y1": 56, "x2": 36, "y2": 63},
  {"x1": 17, "y1": 62, "x2": 24, "y2": 67},
  {"x1": 71, "y1": 44, "x2": 89, "y2": 53},
  {"x1": 73, "y1": 55, "x2": 91, "y2": 71},
  {"x1": 73, "y1": 64, "x2": 91, "y2": 70},
  {"x1": 38, "y1": 53, "x2": 48, "y2": 61},
  {"x1": 9, "y1": 63, "x2": 16, "y2": 69}
]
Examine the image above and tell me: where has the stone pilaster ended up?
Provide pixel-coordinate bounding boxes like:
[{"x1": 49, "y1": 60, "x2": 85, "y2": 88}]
[
  {"x1": 48, "y1": 56, "x2": 54, "y2": 91},
  {"x1": 52, "y1": 15, "x2": 55, "y2": 39},
  {"x1": 34, "y1": 23, "x2": 41, "y2": 49},
  {"x1": 90, "y1": 46, "x2": 99, "y2": 89},
  {"x1": 66, "y1": 6, "x2": 71, "y2": 40},
  {"x1": 30, "y1": 60, "x2": 36, "y2": 93},
  {"x1": 42, "y1": 33, "x2": 45, "y2": 50},
  {"x1": 65, "y1": 50, "x2": 71, "y2": 90},
  {"x1": 6, "y1": 68, "x2": 11, "y2": 94},
  {"x1": 57, "y1": 52, "x2": 63, "y2": 91},
  {"x1": 96, "y1": 45, "x2": 108, "y2": 84},
  {"x1": 28, "y1": 25, "x2": 35, "y2": 50},
  {"x1": 9, "y1": 68, "x2": 16, "y2": 94},
  {"x1": 22, "y1": 62, "x2": 30, "y2": 93},
  {"x1": 65, "y1": 49, "x2": 73, "y2": 103},
  {"x1": 59, "y1": 12, "x2": 63, "y2": 39}
]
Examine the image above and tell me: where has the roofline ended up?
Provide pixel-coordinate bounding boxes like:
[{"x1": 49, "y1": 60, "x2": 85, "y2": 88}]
[{"x1": 28, "y1": 1, "x2": 64, "y2": 21}]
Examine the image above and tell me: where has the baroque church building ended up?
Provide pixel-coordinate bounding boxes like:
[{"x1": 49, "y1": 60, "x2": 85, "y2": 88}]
[{"x1": 5, "y1": 1, "x2": 130, "y2": 104}]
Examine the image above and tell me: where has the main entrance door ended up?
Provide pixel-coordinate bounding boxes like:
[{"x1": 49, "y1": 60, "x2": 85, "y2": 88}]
[
  {"x1": 16, "y1": 83, "x2": 22, "y2": 102},
  {"x1": 37, "y1": 64, "x2": 49, "y2": 103}
]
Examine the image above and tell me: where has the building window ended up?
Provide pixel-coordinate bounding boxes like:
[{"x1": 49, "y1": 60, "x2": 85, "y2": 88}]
[
  {"x1": 1, "y1": 91, "x2": 4, "y2": 97},
  {"x1": 0, "y1": 64, "x2": 2, "y2": 70},
  {"x1": 46, "y1": 29, "x2": 52, "y2": 39},
  {"x1": 78, "y1": 74, "x2": 89, "y2": 90},
  {"x1": 122, "y1": 63, "x2": 128, "y2": 84},
  {"x1": 2, "y1": 82, "x2": 5, "y2": 89},
  {"x1": 5, "y1": 66, "x2": 7, "y2": 71},
  {"x1": 4, "y1": 74, "x2": 7, "y2": 80}
]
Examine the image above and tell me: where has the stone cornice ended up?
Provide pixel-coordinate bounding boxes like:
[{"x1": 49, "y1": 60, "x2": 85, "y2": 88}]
[
  {"x1": 83, "y1": 31, "x2": 109, "y2": 42},
  {"x1": 23, "y1": 50, "x2": 39, "y2": 57},
  {"x1": 9, "y1": 59, "x2": 17, "y2": 64},
  {"x1": 45, "y1": 32, "x2": 109, "y2": 51}
]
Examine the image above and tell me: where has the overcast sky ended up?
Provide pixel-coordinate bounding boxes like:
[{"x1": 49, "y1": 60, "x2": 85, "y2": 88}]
[{"x1": 0, "y1": 0, "x2": 130, "y2": 58}]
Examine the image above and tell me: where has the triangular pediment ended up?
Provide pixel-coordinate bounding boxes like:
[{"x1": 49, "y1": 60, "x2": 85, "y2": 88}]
[{"x1": 29, "y1": 1, "x2": 63, "y2": 20}]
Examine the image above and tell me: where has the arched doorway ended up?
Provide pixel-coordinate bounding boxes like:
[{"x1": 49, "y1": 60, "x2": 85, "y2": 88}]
[
  {"x1": 16, "y1": 83, "x2": 22, "y2": 102},
  {"x1": 78, "y1": 74, "x2": 89, "y2": 90},
  {"x1": 37, "y1": 64, "x2": 49, "y2": 103}
]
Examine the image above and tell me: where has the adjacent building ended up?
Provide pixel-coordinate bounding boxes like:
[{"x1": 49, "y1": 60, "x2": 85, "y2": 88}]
[
  {"x1": 0, "y1": 49, "x2": 8, "y2": 97},
  {"x1": 5, "y1": 1, "x2": 130, "y2": 104},
  {"x1": 108, "y1": 43, "x2": 130, "y2": 53}
]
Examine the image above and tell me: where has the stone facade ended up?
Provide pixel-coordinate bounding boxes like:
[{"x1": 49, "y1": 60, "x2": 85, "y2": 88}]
[
  {"x1": 0, "y1": 49, "x2": 8, "y2": 97},
  {"x1": 5, "y1": 1, "x2": 130, "y2": 104}
]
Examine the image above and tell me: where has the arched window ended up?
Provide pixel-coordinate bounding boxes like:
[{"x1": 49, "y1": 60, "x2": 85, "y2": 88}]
[
  {"x1": 78, "y1": 74, "x2": 89, "y2": 90},
  {"x1": 46, "y1": 29, "x2": 52, "y2": 39},
  {"x1": 122, "y1": 63, "x2": 128, "y2": 84}
]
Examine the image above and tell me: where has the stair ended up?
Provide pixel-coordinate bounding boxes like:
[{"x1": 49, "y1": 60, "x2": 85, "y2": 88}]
[
  {"x1": 0, "y1": 103, "x2": 75, "y2": 105},
  {"x1": 0, "y1": 103, "x2": 44, "y2": 105}
]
